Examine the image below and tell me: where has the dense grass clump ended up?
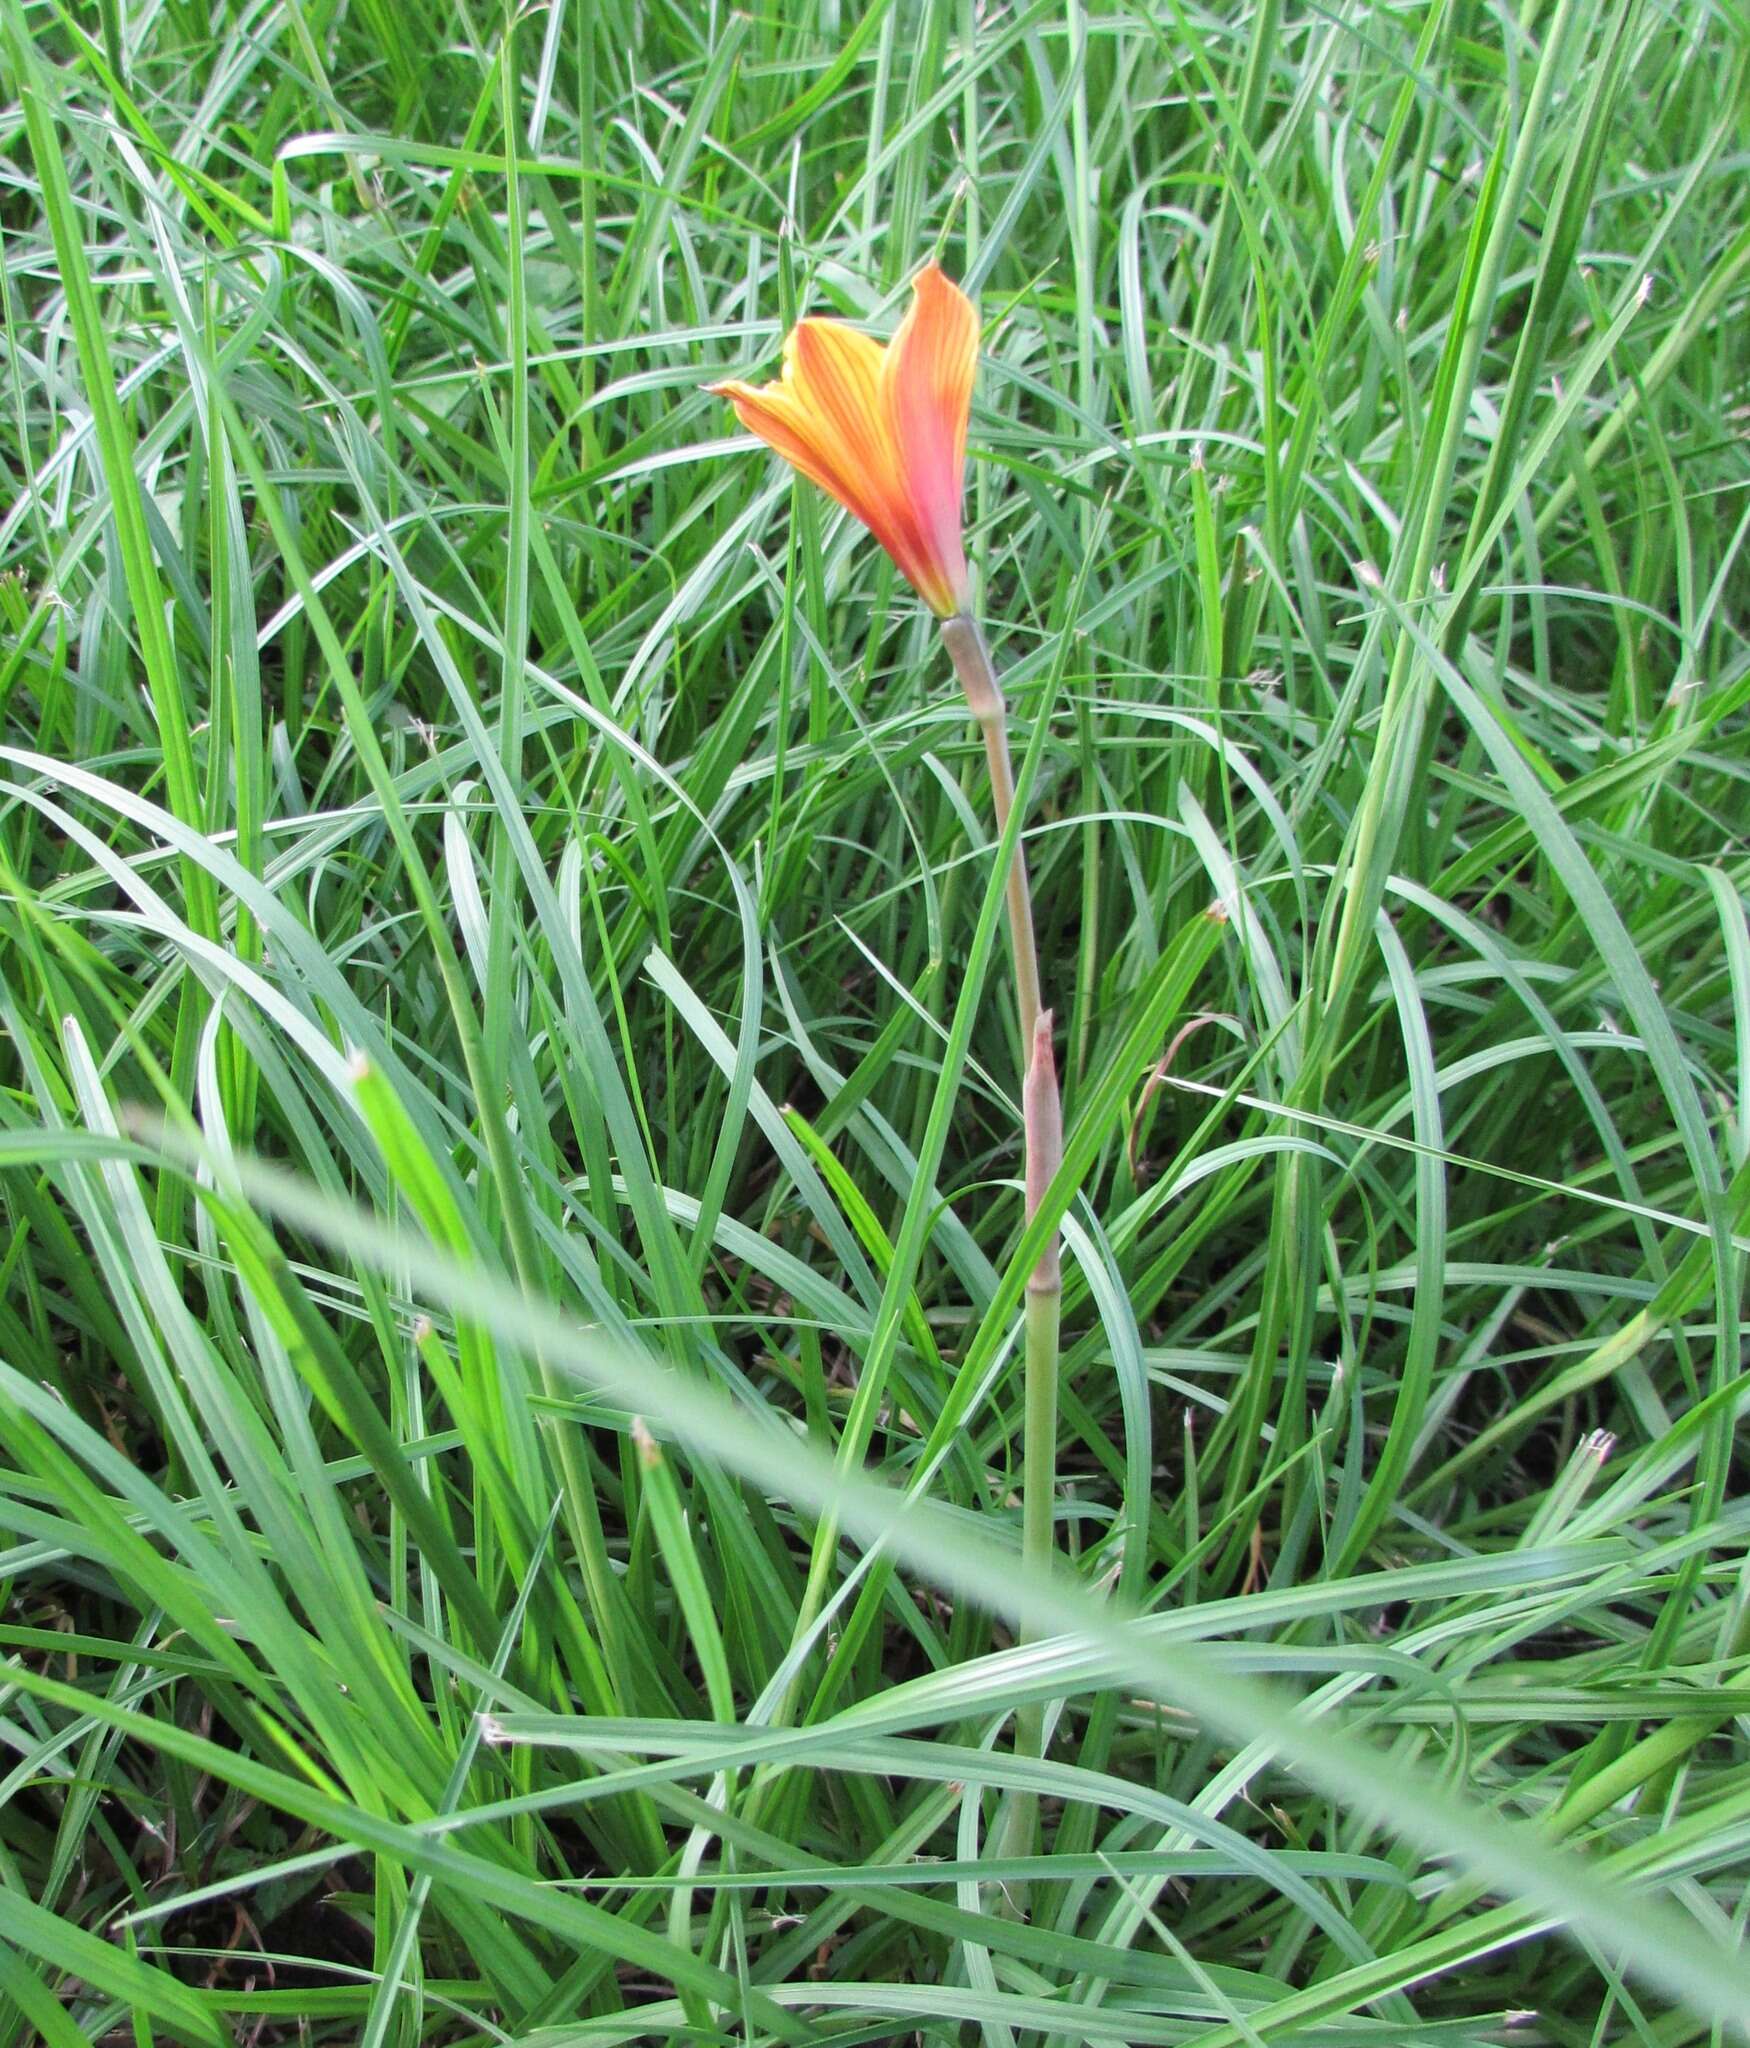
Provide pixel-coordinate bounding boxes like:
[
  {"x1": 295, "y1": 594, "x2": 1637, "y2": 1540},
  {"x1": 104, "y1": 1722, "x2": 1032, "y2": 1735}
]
[{"x1": 1, "y1": 0, "x2": 1748, "y2": 2041}]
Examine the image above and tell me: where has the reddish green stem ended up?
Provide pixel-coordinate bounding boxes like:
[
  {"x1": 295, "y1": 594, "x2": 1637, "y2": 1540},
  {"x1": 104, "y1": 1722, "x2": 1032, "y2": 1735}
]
[{"x1": 941, "y1": 611, "x2": 1066, "y2": 1893}]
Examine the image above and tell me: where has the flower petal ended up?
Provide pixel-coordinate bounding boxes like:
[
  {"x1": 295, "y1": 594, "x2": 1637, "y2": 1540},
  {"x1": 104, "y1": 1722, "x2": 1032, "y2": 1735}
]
[
  {"x1": 883, "y1": 263, "x2": 977, "y2": 615},
  {"x1": 786, "y1": 319, "x2": 946, "y2": 603},
  {"x1": 785, "y1": 319, "x2": 891, "y2": 457},
  {"x1": 709, "y1": 374, "x2": 866, "y2": 510}
]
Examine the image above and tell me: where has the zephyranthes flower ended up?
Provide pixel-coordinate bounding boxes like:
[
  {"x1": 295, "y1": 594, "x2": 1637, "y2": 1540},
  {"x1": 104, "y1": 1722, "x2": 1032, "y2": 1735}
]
[
  {"x1": 714, "y1": 267, "x2": 1064, "y2": 1828},
  {"x1": 709, "y1": 263, "x2": 977, "y2": 618}
]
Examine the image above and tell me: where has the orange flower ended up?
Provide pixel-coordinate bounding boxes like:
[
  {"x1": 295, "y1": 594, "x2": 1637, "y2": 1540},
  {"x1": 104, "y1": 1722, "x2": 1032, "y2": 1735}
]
[{"x1": 709, "y1": 263, "x2": 978, "y2": 619}]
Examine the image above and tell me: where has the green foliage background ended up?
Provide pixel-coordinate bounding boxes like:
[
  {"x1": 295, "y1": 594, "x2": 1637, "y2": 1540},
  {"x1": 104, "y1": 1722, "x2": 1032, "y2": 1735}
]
[{"x1": 0, "y1": 0, "x2": 1747, "y2": 2041}]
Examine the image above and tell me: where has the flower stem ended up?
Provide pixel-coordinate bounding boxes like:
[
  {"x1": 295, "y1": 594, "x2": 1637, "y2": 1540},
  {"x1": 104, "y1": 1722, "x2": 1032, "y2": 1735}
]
[
  {"x1": 941, "y1": 613, "x2": 1043, "y2": 1058},
  {"x1": 941, "y1": 611, "x2": 1064, "y2": 1897},
  {"x1": 1018, "y1": 1004, "x2": 1064, "y2": 1669}
]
